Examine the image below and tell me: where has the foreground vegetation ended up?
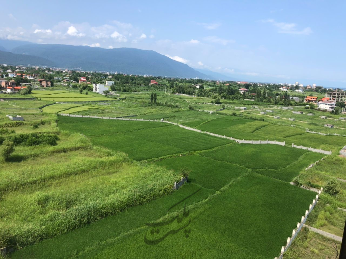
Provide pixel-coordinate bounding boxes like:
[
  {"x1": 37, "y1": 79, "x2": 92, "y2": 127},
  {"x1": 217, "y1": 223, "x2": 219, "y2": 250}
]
[{"x1": 0, "y1": 88, "x2": 345, "y2": 258}]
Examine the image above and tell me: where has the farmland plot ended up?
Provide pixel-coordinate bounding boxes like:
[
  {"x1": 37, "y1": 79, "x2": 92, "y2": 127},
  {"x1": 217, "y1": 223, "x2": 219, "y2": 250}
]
[
  {"x1": 13, "y1": 174, "x2": 316, "y2": 259},
  {"x1": 9, "y1": 112, "x2": 324, "y2": 259},
  {"x1": 58, "y1": 116, "x2": 231, "y2": 160}
]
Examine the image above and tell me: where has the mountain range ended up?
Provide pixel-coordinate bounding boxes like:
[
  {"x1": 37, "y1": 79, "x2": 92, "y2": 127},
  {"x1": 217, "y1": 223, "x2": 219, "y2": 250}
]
[{"x1": 0, "y1": 39, "x2": 235, "y2": 80}]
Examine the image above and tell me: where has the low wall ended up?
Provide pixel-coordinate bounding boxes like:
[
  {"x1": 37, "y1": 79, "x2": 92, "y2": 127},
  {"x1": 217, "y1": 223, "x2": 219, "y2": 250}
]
[{"x1": 276, "y1": 188, "x2": 323, "y2": 259}]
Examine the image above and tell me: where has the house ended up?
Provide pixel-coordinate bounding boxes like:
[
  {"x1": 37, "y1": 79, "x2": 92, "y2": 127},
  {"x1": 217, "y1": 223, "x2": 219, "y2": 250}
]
[
  {"x1": 319, "y1": 97, "x2": 330, "y2": 102},
  {"x1": 0, "y1": 80, "x2": 8, "y2": 88},
  {"x1": 239, "y1": 88, "x2": 248, "y2": 94},
  {"x1": 105, "y1": 81, "x2": 114, "y2": 86},
  {"x1": 8, "y1": 115, "x2": 24, "y2": 121},
  {"x1": 318, "y1": 100, "x2": 336, "y2": 111},
  {"x1": 79, "y1": 77, "x2": 87, "y2": 84},
  {"x1": 38, "y1": 79, "x2": 51, "y2": 87},
  {"x1": 8, "y1": 72, "x2": 16, "y2": 78},
  {"x1": 327, "y1": 91, "x2": 346, "y2": 102},
  {"x1": 150, "y1": 80, "x2": 158, "y2": 85},
  {"x1": 6, "y1": 80, "x2": 17, "y2": 92},
  {"x1": 7, "y1": 85, "x2": 27, "y2": 93},
  {"x1": 304, "y1": 96, "x2": 318, "y2": 103},
  {"x1": 93, "y1": 84, "x2": 108, "y2": 94}
]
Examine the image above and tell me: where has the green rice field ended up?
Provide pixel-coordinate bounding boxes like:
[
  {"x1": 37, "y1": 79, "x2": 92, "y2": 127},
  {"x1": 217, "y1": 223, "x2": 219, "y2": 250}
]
[{"x1": 0, "y1": 91, "x2": 336, "y2": 259}]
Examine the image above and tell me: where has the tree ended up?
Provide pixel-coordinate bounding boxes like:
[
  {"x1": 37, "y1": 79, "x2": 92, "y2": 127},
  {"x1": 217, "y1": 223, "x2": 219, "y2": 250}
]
[
  {"x1": 336, "y1": 102, "x2": 346, "y2": 108},
  {"x1": 1, "y1": 140, "x2": 15, "y2": 161},
  {"x1": 150, "y1": 92, "x2": 157, "y2": 104},
  {"x1": 332, "y1": 106, "x2": 341, "y2": 115},
  {"x1": 27, "y1": 85, "x2": 33, "y2": 94}
]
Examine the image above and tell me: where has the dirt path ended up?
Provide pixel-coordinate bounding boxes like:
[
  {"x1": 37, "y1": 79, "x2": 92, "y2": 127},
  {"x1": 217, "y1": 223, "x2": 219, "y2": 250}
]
[{"x1": 304, "y1": 225, "x2": 342, "y2": 242}]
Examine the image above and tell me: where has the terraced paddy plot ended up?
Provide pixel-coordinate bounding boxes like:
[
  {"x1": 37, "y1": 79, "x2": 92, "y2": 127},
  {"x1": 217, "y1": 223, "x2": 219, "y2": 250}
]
[
  {"x1": 0, "y1": 146, "x2": 181, "y2": 248},
  {"x1": 157, "y1": 144, "x2": 324, "y2": 183},
  {"x1": 8, "y1": 114, "x2": 324, "y2": 258},
  {"x1": 58, "y1": 116, "x2": 231, "y2": 160},
  {"x1": 32, "y1": 90, "x2": 110, "y2": 102},
  {"x1": 12, "y1": 174, "x2": 317, "y2": 259},
  {"x1": 41, "y1": 103, "x2": 82, "y2": 113},
  {"x1": 155, "y1": 154, "x2": 249, "y2": 190},
  {"x1": 201, "y1": 143, "x2": 306, "y2": 170},
  {"x1": 192, "y1": 116, "x2": 346, "y2": 150},
  {"x1": 62, "y1": 105, "x2": 99, "y2": 114}
]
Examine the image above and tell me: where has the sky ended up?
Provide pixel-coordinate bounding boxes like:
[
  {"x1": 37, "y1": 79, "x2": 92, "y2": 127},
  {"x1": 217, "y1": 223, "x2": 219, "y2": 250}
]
[{"x1": 0, "y1": 0, "x2": 345, "y2": 88}]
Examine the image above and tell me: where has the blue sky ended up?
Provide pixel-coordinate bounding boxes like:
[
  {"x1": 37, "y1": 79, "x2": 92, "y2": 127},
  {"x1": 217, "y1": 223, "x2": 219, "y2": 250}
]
[{"x1": 1, "y1": 0, "x2": 345, "y2": 88}]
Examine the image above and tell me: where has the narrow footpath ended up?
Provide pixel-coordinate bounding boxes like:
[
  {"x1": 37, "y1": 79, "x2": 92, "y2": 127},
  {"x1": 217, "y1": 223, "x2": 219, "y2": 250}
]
[{"x1": 304, "y1": 225, "x2": 342, "y2": 242}]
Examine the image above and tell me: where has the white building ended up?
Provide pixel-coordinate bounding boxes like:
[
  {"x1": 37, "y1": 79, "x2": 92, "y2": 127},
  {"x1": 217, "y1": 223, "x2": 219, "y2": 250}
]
[
  {"x1": 93, "y1": 84, "x2": 108, "y2": 94},
  {"x1": 318, "y1": 101, "x2": 336, "y2": 111},
  {"x1": 8, "y1": 72, "x2": 16, "y2": 78},
  {"x1": 105, "y1": 81, "x2": 114, "y2": 86}
]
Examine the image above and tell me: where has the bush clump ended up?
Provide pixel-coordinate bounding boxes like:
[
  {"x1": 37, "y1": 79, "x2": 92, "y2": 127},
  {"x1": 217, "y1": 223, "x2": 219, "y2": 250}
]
[
  {"x1": 1, "y1": 140, "x2": 15, "y2": 161},
  {"x1": 9, "y1": 133, "x2": 59, "y2": 146},
  {"x1": 324, "y1": 180, "x2": 339, "y2": 196}
]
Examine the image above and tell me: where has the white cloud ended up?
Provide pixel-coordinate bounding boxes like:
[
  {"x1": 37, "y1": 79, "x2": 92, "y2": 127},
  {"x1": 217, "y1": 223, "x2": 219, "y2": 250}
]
[
  {"x1": 1, "y1": 20, "x2": 148, "y2": 46},
  {"x1": 91, "y1": 24, "x2": 113, "y2": 39},
  {"x1": 262, "y1": 19, "x2": 312, "y2": 35},
  {"x1": 111, "y1": 20, "x2": 133, "y2": 30},
  {"x1": 189, "y1": 39, "x2": 200, "y2": 44},
  {"x1": 197, "y1": 22, "x2": 221, "y2": 30},
  {"x1": 198, "y1": 61, "x2": 204, "y2": 66},
  {"x1": 66, "y1": 26, "x2": 85, "y2": 37},
  {"x1": 89, "y1": 43, "x2": 100, "y2": 47},
  {"x1": 108, "y1": 46, "x2": 114, "y2": 49},
  {"x1": 111, "y1": 31, "x2": 127, "y2": 42},
  {"x1": 34, "y1": 29, "x2": 52, "y2": 34},
  {"x1": 204, "y1": 36, "x2": 235, "y2": 45},
  {"x1": 166, "y1": 55, "x2": 189, "y2": 64}
]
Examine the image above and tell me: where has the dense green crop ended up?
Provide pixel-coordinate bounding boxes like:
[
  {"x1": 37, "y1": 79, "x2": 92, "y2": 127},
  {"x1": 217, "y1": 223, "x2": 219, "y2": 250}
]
[
  {"x1": 58, "y1": 116, "x2": 230, "y2": 160},
  {"x1": 13, "y1": 174, "x2": 316, "y2": 259},
  {"x1": 155, "y1": 154, "x2": 249, "y2": 190}
]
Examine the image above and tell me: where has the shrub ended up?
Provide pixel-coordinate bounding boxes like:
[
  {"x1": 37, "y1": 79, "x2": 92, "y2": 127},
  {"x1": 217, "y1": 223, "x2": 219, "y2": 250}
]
[
  {"x1": 324, "y1": 180, "x2": 339, "y2": 196},
  {"x1": 0, "y1": 122, "x2": 24, "y2": 128},
  {"x1": 10, "y1": 133, "x2": 59, "y2": 146},
  {"x1": 1, "y1": 140, "x2": 15, "y2": 161}
]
